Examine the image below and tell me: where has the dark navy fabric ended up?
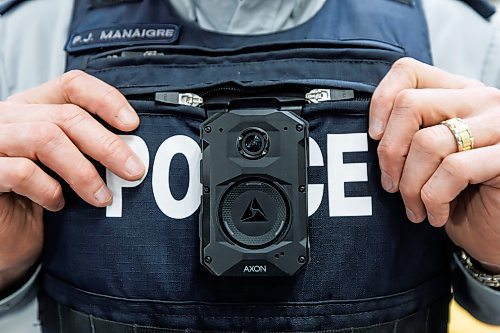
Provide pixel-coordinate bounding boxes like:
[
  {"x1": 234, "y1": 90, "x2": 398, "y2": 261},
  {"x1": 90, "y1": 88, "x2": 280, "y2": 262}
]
[{"x1": 42, "y1": 0, "x2": 453, "y2": 332}]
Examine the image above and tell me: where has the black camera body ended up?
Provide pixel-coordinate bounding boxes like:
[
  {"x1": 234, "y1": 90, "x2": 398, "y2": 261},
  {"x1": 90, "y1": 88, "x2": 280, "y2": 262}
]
[{"x1": 200, "y1": 108, "x2": 309, "y2": 277}]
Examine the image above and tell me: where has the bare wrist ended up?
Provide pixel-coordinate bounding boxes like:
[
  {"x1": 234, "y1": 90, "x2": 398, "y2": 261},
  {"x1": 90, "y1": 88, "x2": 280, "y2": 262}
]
[{"x1": 477, "y1": 260, "x2": 500, "y2": 275}]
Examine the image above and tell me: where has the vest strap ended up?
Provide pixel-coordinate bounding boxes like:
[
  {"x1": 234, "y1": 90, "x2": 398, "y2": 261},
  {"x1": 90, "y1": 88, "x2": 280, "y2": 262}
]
[
  {"x1": 0, "y1": 0, "x2": 27, "y2": 15},
  {"x1": 462, "y1": 0, "x2": 496, "y2": 19}
]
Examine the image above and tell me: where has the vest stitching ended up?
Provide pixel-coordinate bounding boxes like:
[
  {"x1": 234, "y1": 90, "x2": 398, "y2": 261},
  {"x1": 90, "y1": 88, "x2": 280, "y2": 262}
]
[
  {"x1": 424, "y1": 305, "x2": 430, "y2": 333},
  {"x1": 57, "y1": 303, "x2": 63, "y2": 333},
  {"x1": 90, "y1": 314, "x2": 96, "y2": 333},
  {"x1": 392, "y1": 317, "x2": 398, "y2": 333},
  {"x1": 88, "y1": 59, "x2": 394, "y2": 74}
]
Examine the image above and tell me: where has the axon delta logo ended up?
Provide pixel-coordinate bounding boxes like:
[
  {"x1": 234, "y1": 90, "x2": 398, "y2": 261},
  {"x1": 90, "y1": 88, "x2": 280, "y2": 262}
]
[
  {"x1": 105, "y1": 133, "x2": 373, "y2": 220},
  {"x1": 241, "y1": 198, "x2": 268, "y2": 223}
]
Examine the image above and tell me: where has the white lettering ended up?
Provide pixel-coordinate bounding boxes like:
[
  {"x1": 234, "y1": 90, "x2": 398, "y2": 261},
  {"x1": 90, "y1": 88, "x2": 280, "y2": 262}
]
[
  {"x1": 122, "y1": 29, "x2": 132, "y2": 38},
  {"x1": 308, "y1": 137, "x2": 324, "y2": 217},
  {"x1": 106, "y1": 135, "x2": 150, "y2": 217},
  {"x1": 327, "y1": 133, "x2": 372, "y2": 217},
  {"x1": 152, "y1": 135, "x2": 201, "y2": 219},
  {"x1": 104, "y1": 133, "x2": 374, "y2": 220},
  {"x1": 131, "y1": 28, "x2": 142, "y2": 38},
  {"x1": 156, "y1": 29, "x2": 166, "y2": 38},
  {"x1": 243, "y1": 265, "x2": 267, "y2": 273},
  {"x1": 100, "y1": 30, "x2": 113, "y2": 40},
  {"x1": 72, "y1": 35, "x2": 82, "y2": 45}
]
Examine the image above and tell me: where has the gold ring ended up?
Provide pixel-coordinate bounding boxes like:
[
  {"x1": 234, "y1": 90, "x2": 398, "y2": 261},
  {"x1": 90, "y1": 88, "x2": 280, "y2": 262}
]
[{"x1": 441, "y1": 118, "x2": 475, "y2": 152}]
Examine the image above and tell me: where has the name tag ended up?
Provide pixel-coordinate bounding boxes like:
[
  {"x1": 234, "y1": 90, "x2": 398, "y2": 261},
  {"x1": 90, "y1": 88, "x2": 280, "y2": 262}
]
[{"x1": 65, "y1": 24, "x2": 180, "y2": 53}]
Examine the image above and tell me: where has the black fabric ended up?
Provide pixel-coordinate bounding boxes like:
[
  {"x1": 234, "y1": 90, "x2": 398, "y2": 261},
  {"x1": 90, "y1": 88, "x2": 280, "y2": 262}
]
[
  {"x1": 462, "y1": 0, "x2": 496, "y2": 19},
  {"x1": 0, "y1": 0, "x2": 27, "y2": 15},
  {"x1": 89, "y1": 0, "x2": 142, "y2": 9},
  {"x1": 39, "y1": 291, "x2": 451, "y2": 333}
]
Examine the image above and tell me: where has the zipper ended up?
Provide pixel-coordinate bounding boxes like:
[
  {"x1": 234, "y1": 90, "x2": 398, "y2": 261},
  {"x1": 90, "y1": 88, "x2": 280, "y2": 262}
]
[
  {"x1": 305, "y1": 89, "x2": 355, "y2": 103},
  {"x1": 155, "y1": 92, "x2": 204, "y2": 107},
  {"x1": 106, "y1": 50, "x2": 166, "y2": 59},
  {"x1": 152, "y1": 88, "x2": 368, "y2": 107}
]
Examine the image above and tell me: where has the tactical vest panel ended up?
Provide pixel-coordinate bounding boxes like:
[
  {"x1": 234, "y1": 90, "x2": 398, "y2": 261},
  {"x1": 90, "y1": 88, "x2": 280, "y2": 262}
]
[{"x1": 43, "y1": 1, "x2": 452, "y2": 331}]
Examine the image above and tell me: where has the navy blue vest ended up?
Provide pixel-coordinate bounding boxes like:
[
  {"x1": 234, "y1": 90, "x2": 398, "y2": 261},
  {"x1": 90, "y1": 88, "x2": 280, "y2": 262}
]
[{"x1": 43, "y1": 0, "x2": 452, "y2": 331}]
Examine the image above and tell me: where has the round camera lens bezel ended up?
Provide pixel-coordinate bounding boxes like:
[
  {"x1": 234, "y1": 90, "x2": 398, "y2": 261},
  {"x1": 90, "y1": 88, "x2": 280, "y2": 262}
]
[{"x1": 237, "y1": 127, "x2": 270, "y2": 159}]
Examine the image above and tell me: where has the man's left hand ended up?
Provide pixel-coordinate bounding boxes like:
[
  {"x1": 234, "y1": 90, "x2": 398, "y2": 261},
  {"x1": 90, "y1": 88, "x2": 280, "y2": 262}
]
[{"x1": 369, "y1": 57, "x2": 500, "y2": 273}]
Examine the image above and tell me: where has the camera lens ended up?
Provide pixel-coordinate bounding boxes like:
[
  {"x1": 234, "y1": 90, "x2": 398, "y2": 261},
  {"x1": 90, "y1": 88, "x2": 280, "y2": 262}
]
[
  {"x1": 238, "y1": 128, "x2": 269, "y2": 159},
  {"x1": 244, "y1": 133, "x2": 264, "y2": 154}
]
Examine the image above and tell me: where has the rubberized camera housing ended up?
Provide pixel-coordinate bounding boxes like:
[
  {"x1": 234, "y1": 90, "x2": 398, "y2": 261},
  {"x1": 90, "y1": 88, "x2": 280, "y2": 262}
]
[{"x1": 200, "y1": 108, "x2": 309, "y2": 276}]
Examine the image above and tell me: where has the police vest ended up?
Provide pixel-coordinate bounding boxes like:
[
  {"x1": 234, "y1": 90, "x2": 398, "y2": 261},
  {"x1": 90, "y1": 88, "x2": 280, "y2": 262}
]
[{"x1": 41, "y1": 0, "x2": 453, "y2": 331}]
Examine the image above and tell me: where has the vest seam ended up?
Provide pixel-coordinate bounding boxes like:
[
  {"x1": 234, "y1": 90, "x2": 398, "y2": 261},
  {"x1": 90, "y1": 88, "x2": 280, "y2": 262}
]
[{"x1": 87, "y1": 59, "x2": 395, "y2": 74}]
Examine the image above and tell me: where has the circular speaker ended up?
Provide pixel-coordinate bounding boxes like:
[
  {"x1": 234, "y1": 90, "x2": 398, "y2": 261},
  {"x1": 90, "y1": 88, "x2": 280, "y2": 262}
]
[{"x1": 219, "y1": 179, "x2": 289, "y2": 248}]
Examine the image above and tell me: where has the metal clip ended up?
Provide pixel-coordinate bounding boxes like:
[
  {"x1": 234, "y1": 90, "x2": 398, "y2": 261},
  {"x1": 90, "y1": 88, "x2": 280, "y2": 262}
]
[
  {"x1": 305, "y1": 89, "x2": 331, "y2": 104},
  {"x1": 178, "y1": 93, "x2": 204, "y2": 107},
  {"x1": 305, "y1": 89, "x2": 355, "y2": 103}
]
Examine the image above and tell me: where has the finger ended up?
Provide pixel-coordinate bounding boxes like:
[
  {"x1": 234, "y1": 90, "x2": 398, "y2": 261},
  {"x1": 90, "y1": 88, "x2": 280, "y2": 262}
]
[
  {"x1": 0, "y1": 123, "x2": 112, "y2": 207},
  {"x1": 369, "y1": 57, "x2": 484, "y2": 139},
  {"x1": 7, "y1": 70, "x2": 139, "y2": 131},
  {"x1": 0, "y1": 103, "x2": 145, "y2": 180},
  {"x1": 400, "y1": 115, "x2": 498, "y2": 222},
  {"x1": 377, "y1": 88, "x2": 498, "y2": 193},
  {"x1": 421, "y1": 145, "x2": 500, "y2": 227},
  {"x1": 0, "y1": 157, "x2": 64, "y2": 211}
]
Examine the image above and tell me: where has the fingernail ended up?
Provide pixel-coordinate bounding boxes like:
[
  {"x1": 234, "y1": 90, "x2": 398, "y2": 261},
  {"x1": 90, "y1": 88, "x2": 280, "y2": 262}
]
[
  {"x1": 427, "y1": 212, "x2": 437, "y2": 227},
  {"x1": 56, "y1": 198, "x2": 65, "y2": 211},
  {"x1": 406, "y1": 208, "x2": 417, "y2": 222},
  {"x1": 118, "y1": 107, "x2": 138, "y2": 126},
  {"x1": 125, "y1": 155, "x2": 145, "y2": 177},
  {"x1": 94, "y1": 185, "x2": 112, "y2": 204},
  {"x1": 370, "y1": 118, "x2": 384, "y2": 137},
  {"x1": 381, "y1": 172, "x2": 394, "y2": 192}
]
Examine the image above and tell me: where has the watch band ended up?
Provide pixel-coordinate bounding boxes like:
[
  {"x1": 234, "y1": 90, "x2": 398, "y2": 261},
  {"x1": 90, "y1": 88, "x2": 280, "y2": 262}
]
[{"x1": 459, "y1": 250, "x2": 500, "y2": 289}]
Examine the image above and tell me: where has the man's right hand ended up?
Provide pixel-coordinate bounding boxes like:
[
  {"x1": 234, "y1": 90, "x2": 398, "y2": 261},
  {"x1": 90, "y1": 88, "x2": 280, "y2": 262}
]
[{"x1": 0, "y1": 70, "x2": 145, "y2": 292}]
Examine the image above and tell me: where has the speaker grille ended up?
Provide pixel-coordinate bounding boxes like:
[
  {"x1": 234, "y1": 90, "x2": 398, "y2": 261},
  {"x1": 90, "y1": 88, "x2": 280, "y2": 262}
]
[{"x1": 219, "y1": 179, "x2": 289, "y2": 248}]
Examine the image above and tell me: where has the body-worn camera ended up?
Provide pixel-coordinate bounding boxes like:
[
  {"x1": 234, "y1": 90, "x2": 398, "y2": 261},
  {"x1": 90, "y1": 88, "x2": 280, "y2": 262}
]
[{"x1": 200, "y1": 107, "x2": 309, "y2": 277}]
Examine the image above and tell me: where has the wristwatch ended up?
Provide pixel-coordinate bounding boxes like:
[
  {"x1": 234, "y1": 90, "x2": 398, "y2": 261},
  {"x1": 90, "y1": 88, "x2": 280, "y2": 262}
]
[{"x1": 459, "y1": 250, "x2": 500, "y2": 289}]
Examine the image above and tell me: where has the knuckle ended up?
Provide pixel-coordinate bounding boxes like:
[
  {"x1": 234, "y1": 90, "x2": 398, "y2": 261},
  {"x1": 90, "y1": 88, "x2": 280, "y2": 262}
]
[
  {"x1": 55, "y1": 104, "x2": 88, "y2": 126},
  {"x1": 399, "y1": 181, "x2": 418, "y2": 201},
  {"x1": 377, "y1": 141, "x2": 396, "y2": 160},
  {"x1": 392, "y1": 57, "x2": 416, "y2": 72},
  {"x1": 370, "y1": 93, "x2": 386, "y2": 107},
  {"x1": 99, "y1": 134, "x2": 124, "y2": 157},
  {"x1": 411, "y1": 129, "x2": 437, "y2": 156},
  {"x1": 99, "y1": 86, "x2": 122, "y2": 106},
  {"x1": 441, "y1": 154, "x2": 464, "y2": 178},
  {"x1": 34, "y1": 122, "x2": 63, "y2": 148},
  {"x1": 72, "y1": 161, "x2": 98, "y2": 187},
  {"x1": 393, "y1": 89, "x2": 416, "y2": 110},
  {"x1": 11, "y1": 159, "x2": 37, "y2": 186},
  {"x1": 58, "y1": 70, "x2": 87, "y2": 97},
  {"x1": 420, "y1": 185, "x2": 435, "y2": 207}
]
